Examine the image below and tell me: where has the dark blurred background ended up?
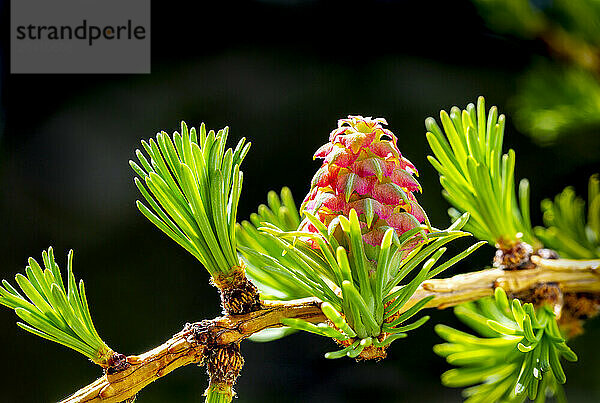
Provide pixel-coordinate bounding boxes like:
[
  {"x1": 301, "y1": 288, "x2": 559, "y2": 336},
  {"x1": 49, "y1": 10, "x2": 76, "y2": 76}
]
[{"x1": 1, "y1": 0, "x2": 599, "y2": 402}]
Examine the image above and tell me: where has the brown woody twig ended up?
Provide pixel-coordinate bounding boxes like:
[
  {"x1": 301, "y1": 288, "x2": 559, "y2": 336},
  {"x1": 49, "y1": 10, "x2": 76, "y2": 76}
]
[{"x1": 60, "y1": 257, "x2": 600, "y2": 403}]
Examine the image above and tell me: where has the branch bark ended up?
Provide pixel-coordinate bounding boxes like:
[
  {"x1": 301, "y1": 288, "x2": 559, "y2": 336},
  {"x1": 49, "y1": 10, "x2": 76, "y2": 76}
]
[
  {"x1": 60, "y1": 257, "x2": 600, "y2": 403},
  {"x1": 60, "y1": 298, "x2": 324, "y2": 403},
  {"x1": 410, "y1": 256, "x2": 600, "y2": 311}
]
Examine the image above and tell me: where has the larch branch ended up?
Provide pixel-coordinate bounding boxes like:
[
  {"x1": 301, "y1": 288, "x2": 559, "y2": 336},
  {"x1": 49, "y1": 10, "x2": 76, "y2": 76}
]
[{"x1": 61, "y1": 258, "x2": 600, "y2": 403}]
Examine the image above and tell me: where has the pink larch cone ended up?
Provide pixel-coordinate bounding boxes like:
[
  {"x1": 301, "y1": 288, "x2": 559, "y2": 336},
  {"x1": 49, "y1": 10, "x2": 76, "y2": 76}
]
[{"x1": 300, "y1": 116, "x2": 428, "y2": 248}]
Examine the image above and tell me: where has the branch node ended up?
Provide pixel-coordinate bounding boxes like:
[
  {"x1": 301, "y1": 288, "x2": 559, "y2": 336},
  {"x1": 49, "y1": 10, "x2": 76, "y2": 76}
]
[
  {"x1": 559, "y1": 292, "x2": 600, "y2": 338},
  {"x1": 494, "y1": 241, "x2": 534, "y2": 270},
  {"x1": 205, "y1": 343, "x2": 244, "y2": 397},
  {"x1": 105, "y1": 353, "x2": 130, "y2": 375},
  {"x1": 212, "y1": 265, "x2": 261, "y2": 315},
  {"x1": 509, "y1": 282, "x2": 564, "y2": 317},
  {"x1": 184, "y1": 321, "x2": 218, "y2": 347}
]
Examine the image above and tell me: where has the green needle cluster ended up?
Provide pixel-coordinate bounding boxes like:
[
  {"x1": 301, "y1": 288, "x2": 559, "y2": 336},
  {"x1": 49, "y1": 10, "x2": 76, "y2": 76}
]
[
  {"x1": 236, "y1": 187, "x2": 307, "y2": 301},
  {"x1": 255, "y1": 208, "x2": 483, "y2": 358},
  {"x1": 130, "y1": 122, "x2": 250, "y2": 277},
  {"x1": 435, "y1": 288, "x2": 577, "y2": 403},
  {"x1": 535, "y1": 175, "x2": 600, "y2": 258},
  {"x1": 0, "y1": 248, "x2": 112, "y2": 365},
  {"x1": 426, "y1": 97, "x2": 538, "y2": 248}
]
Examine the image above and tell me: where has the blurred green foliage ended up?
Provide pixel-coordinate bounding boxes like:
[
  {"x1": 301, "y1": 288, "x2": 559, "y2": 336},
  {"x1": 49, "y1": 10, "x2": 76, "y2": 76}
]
[
  {"x1": 512, "y1": 64, "x2": 600, "y2": 145},
  {"x1": 473, "y1": 0, "x2": 600, "y2": 145}
]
